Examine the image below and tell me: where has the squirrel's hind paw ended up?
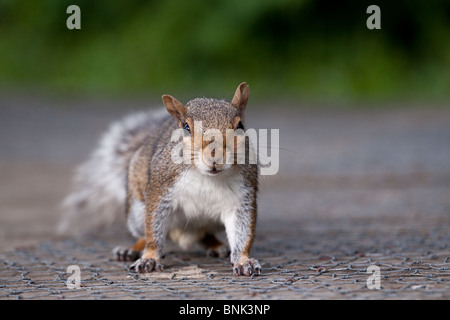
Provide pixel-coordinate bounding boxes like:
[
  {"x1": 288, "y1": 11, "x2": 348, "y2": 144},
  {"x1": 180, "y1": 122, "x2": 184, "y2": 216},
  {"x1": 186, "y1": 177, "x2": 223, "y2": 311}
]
[
  {"x1": 112, "y1": 246, "x2": 141, "y2": 262},
  {"x1": 206, "y1": 245, "x2": 231, "y2": 259},
  {"x1": 129, "y1": 258, "x2": 164, "y2": 273}
]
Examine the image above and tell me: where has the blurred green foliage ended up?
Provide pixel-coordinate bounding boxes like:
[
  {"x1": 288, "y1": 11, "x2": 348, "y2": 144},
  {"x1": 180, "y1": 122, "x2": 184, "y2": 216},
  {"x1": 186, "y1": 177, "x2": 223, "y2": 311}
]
[{"x1": 0, "y1": 0, "x2": 449, "y2": 102}]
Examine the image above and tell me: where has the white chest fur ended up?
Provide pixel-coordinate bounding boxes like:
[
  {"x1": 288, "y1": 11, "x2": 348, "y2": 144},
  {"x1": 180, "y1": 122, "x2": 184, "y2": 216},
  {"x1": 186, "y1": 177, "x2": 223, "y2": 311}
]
[
  {"x1": 170, "y1": 168, "x2": 244, "y2": 225},
  {"x1": 126, "y1": 167, "x2": 247, "y2": 248}
]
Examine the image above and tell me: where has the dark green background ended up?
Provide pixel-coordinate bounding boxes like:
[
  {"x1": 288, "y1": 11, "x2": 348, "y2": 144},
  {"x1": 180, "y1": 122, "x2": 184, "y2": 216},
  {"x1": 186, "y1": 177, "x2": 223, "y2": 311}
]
[{"x1": 1, "y1": 0, "x2": 449, "y2": 103}]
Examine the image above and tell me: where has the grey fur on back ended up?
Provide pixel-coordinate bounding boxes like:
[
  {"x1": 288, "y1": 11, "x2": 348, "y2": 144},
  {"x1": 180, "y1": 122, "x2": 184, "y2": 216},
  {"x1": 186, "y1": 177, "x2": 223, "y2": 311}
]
[{"x1": 58, "y1": 108, "x2": 169, "y2": 235}]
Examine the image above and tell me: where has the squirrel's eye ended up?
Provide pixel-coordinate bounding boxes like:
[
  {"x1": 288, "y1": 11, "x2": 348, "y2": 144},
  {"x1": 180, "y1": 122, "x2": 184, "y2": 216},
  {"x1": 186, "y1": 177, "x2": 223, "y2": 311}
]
[
  {"x1": 184, "y1": 123, "x2": 190, "y2": 133},
  {"x1": 236, "y1": 121, "x2": 244, "y2": 130}
]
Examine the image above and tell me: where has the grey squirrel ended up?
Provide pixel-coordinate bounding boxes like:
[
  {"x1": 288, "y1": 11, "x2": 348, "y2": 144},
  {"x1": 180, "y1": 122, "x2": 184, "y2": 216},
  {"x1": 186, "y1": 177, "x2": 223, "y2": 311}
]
[{"x1": 59, "y1": 82, "x2": 260, "y2": 276}]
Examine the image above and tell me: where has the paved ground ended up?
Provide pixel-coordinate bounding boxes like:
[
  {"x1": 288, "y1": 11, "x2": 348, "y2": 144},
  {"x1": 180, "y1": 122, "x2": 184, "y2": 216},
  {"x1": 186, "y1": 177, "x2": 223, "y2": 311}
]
[{"x1": 0, "y1": 96, "x2": 449, "y2": 299}]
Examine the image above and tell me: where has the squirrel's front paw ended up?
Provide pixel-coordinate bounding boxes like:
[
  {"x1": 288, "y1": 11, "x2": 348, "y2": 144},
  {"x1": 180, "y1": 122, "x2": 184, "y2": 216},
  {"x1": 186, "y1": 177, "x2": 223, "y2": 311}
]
[
  {"x1": 233, "y1": 258, "x2": 261, "y2": 276},
  {"x1": 129, "y1": 258, "x2": 164, "y2": 273}
]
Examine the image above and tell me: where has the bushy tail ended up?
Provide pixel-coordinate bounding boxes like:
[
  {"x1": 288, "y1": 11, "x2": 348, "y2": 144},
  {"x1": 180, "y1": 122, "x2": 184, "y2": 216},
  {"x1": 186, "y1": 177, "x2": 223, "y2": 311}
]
[{"x1": 58, "y1": 108, "x2": 168, "y2": 235}]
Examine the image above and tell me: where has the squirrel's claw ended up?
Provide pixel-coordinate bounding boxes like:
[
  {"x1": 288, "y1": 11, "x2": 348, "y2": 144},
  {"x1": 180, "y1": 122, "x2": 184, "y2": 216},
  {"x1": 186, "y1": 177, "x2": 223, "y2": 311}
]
[
  {"x1": 233, "y1": 258, "x2": 261, "y2": 276},
  {"x1": 129, "y1": 258, "x2": 163, "y2": 273}
]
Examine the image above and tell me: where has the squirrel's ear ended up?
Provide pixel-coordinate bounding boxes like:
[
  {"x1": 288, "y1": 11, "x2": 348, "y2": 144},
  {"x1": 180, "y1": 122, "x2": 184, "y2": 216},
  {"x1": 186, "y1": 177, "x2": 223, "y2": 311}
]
[
  {"x1": 162, "y1": 94, "x2": 187, "y2": 124},
  {"x1": 231, "y1": 82, "x2": 249, "y2": 114}
]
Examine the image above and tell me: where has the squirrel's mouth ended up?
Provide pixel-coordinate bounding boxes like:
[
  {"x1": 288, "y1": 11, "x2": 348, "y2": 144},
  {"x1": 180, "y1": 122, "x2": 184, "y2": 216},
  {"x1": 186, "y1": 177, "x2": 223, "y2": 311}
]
[{"x1": 206, "y1": 167, "x2": 222, "y2": 175}]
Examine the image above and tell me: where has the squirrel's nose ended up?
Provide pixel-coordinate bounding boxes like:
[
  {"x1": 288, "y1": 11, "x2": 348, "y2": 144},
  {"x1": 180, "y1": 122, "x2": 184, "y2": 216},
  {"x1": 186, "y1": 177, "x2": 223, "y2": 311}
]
[{"x1": 202, "y1": 146, "x2": 224, "y2": 167}]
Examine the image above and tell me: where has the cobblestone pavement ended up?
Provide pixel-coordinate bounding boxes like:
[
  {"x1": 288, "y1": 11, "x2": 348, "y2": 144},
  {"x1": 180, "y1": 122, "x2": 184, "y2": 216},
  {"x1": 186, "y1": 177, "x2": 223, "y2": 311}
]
[{"x1": 0, "y1": 98, "x2": 449, "y2": 299}]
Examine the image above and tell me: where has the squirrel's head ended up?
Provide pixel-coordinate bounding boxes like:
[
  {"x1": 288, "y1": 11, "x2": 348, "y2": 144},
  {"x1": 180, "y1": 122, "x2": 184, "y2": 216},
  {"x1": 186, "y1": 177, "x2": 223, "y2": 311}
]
[{"x1": 162, "y1": 82, "x2": 250, "y2": 176}]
